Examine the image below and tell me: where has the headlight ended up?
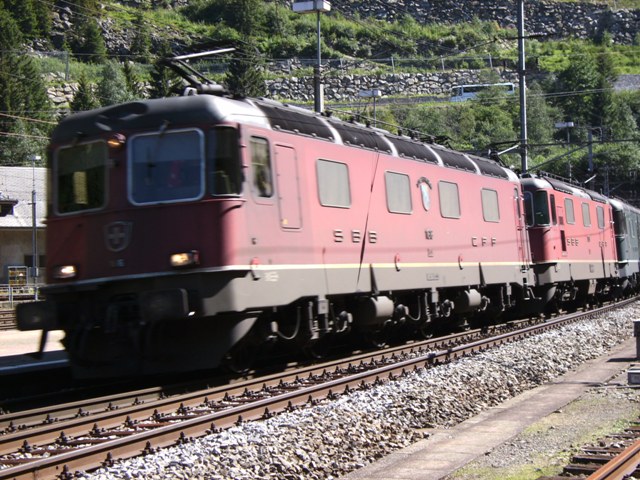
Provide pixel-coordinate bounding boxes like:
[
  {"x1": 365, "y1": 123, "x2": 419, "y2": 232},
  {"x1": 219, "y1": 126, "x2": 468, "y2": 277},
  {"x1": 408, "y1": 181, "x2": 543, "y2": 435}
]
[
  {"x1": 53, "y1": 265, "x2": 77, "y2": 279},
  {"x1": 170, "y1": 250, "x2": 200, "y2": 268},
  {"x1": 107, "y1": 133, "x2": 126, "y2": 150}
]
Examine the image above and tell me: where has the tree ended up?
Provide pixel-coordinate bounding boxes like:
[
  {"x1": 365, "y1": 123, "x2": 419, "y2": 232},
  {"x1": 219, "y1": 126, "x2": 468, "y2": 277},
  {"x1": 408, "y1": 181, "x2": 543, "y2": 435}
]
[
  {"x1": 3, "y1": 0, "x2": 38, "y2": 39},
  {"x1": 148, "y1": 41, "x2": 180, "y2": 98},
  {"x1": 0, "y1": 10, "x2": 52, "y2": 165},
  {"x1": 225, "y1": 42, "x2": 266, "y2": 98},
  {"x1": 123, "y1": 61, "x2": 145, "y2": 99},
  {"x1": 553, "y1": 48, "x2": 616, "y2": 136},
  {"x1": 522, "y1": 81, "x2": 559, "y2": 168},
  {"x1": 71, "y1": 73, "x2": 99, "y2": 112},
  {"x1": 69, "y1": 0, "x2": 99, "y2": 17},
  {"x1": 75, "y1": 19, "x2": 107, "y2": 63},
  {"x1": 183, "y1": 0, "x2": 264, "y2": 36},
  {"x1": 604, "y1": 93, "x2": 637, "y2": 141},
  {"x1": 33, "y1": 0, "x2": 52, "y2": 38},
  {"x1": 131, "y1": 10, "x2": 151, "y2": 63},
  {"x1": 593, "y1": 49, "x2": 617, "y2": 129},
  {"x1": 229, "y1": 0, "x2": 263, "y2": 37},
  {"x1": 97, "y1": 60, "x2": 136, "y2": 106}
]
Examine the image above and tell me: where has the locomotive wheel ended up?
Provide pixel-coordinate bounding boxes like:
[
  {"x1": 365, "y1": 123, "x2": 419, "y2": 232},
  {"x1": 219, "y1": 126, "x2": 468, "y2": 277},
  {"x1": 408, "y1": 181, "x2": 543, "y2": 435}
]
[
  {"x1": 418, "y1": 324, "x2": 434, "y2": 340},
  {"x1": 223, "y1": 342, "x2": 257, "y2": 374},
  {"x1": 365, "y1": 329, "x2": 388, "y2": 349},
  {"x1": 303, "y1": 338, "x2": 331, "y2": 360}
]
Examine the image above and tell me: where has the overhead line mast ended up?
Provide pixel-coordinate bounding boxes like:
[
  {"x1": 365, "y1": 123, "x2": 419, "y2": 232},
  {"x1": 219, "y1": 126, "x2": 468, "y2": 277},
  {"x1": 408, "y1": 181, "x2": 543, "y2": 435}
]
[{"x1": 518, "y1": 0, "x2": 529, "y2": 173}]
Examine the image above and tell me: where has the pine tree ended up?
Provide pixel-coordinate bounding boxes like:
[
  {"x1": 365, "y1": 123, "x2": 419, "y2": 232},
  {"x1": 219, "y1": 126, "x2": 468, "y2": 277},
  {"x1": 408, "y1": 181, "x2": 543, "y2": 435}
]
[
  {"x1": 131, "y1": 10, "x2": 151, "y2": 63},
  {"x1": 71, "y1": 73, "x2": 100, "y2": 112},
  {"x1": 4, "y1": 0, "x2": 38, "y2": 39},
  {"x1": 75, "y1": 19, "x2": 107, "y2": 63},
  {"x1": 149, "y1": 42, "x2": 180, "y2": 98},
  {"x1": 0, "y1": 10, "x2": 52, "y2": 165},
  {"x1": 97, "y1": 60, "x2": 135, "y2": 106},
  {"x1": 123, "y1": 61, "x2": 145, "y2": 99},
  {"x1": 229, "y1": 0, "x2": 263, "y2": 37},
  {"x1": 225, "y1": 42, "x2": 266, "y2": 98},
  {"x1": 33, "y1": 0, "x2": 52, "y2": 38},
  {"x1": 70, "y1": 0, "x2": 99, "y2": 17},
  {"x1": 554, "y1": 49, "x2": 601, "y2": 131}
]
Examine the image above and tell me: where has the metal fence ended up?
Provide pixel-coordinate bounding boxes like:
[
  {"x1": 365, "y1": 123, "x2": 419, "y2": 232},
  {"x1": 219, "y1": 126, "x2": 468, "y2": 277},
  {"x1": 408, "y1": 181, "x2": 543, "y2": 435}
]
[
  {"x1": 0, "y1": 284, "x2": 41, "y2": 307},
  {"x1": 32, "y1": 50, "x2": 516, "y2": 84}
]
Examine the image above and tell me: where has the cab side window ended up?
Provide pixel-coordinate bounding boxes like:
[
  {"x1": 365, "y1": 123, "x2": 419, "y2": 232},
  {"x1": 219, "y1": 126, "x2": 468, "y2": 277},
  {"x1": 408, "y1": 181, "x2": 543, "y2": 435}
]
[{"x1": 250, "y1": 137, "x2": 273, "y2": 198}]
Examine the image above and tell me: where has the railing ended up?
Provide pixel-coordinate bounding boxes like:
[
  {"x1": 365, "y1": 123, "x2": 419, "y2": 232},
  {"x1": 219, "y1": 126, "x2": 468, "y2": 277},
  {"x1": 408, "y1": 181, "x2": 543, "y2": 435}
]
[{"x1": 0, "y1": 284, "x2": 42, "y2": 307}]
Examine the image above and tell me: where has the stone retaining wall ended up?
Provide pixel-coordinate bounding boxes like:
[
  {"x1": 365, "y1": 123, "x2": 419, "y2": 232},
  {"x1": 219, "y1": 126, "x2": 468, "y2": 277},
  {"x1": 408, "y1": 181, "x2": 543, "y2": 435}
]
[
  {"x1": 339, "y1": 0, "x2": 640, "y2": 44},
  {"x1": 46, "y1": 69, "x2": 519, "y2": 109},
  {"x1": 266, "y1": 70, "x2": 518, "y2": 103}
]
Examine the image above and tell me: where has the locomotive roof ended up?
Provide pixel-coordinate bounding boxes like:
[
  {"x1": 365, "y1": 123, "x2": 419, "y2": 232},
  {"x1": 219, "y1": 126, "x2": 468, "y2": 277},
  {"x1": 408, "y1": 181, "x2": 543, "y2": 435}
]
[
  {"x1": 521, "y1": 174, "x2": 609, "y2": 203},
  {"x1": 250, "y1": 98, "x2": 516, "y2": 181},
  {"x1": 51, "y1": 95, "x2": 270, "y2": 143},
  {"x1": 52, "y1": 94, "x2": 515, "y2": 181},
  {"x1": 610, "y1": 197, "x2": 640, "y2": 214}
]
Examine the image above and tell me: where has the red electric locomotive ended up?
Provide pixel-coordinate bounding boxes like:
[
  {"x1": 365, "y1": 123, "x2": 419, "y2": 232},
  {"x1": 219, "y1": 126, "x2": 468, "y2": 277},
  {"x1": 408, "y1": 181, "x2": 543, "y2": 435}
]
[
  {"x1": 521, "y1": 174, "x2": 619, "y2": 309},
  {"x1": 17, "y1": 91, "x2": 538, "y2": 377}
]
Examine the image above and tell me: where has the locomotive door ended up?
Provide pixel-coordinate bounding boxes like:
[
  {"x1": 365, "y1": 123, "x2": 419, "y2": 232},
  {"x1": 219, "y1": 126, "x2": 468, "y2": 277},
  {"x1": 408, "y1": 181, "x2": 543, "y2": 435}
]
[
  {"x1": 513, "y1": 187, "x2": 530, "y2": 267},
  {"x1": 273, "y1": 144, "x2": 302, "y2": 230}
]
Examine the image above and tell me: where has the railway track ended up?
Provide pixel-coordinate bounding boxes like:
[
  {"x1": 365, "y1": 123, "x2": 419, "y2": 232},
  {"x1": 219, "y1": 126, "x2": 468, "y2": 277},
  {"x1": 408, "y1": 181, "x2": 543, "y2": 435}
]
[
  {"x1": 537, "y1": 421, "x2": 640, "y2": 480},
  {"x1": 0, "y1": 300, "x2": 636, "y2": 480}
]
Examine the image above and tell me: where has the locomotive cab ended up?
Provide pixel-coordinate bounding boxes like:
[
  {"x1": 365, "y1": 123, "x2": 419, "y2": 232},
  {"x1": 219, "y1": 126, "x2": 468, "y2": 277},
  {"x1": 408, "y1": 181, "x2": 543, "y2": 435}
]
[{"x1": 17, "y1": 96, "x2": 268, "y2": 376}]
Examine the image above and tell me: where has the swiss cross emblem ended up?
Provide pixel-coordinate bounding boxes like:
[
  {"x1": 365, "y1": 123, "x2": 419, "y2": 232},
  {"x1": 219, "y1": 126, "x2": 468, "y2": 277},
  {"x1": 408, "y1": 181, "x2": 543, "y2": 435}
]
[{"x1": 104, "y1": 222, "x2": 132, "y2": 252}]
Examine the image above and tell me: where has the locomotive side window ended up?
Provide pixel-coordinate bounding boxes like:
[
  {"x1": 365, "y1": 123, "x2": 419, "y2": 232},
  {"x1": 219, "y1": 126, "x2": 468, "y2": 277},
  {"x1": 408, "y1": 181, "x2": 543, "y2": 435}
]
[
  {"x1": 438, "y1": 181, "x2": 460, "y2": 219},
  {"x1": 550, "y1": 194, "x2": 557, "y2": 225},
  {"x1": 565, "y1": 198, "x2": 575, "y2": 224},
  {"x1": 582, "y1": 203, "x2": 591, "y2": 227},
  {"x1": 55, "y1": 140, "x2": 107, "y2": 214},
  {"x1": 209, "y1": 127, "x2": 241, "y2": 195},
  {"x1": 385, "y1": 171, "x2": 412, "y2": 214},
  {"x1": 596, "y1": 205, "x2": 605, "y2": 230},
  {"x1": 129, "y1": 129, "x2": 204, "y2": 205},
  {"x1": 250, "y1": 137, "x2": 273, "y2": 198},
  {"x1": 481, "y1": 188, "x2": 500, "y2": 223},
  {"x1": 525, "y1": 190, "x2": 550, "y2": 226},
  {"x1": 524, "y1": 191, "x2": 533, "y2": 226},
  {"x1": 317, "y1": 159, "x2": 350, "y2": 208}
]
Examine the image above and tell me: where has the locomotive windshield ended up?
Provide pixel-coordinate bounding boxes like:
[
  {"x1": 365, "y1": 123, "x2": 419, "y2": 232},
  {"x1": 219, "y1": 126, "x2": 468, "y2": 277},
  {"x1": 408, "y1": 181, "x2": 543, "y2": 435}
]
[
  {"x1": 55, "y1": 140, "x2": 108, "y2": 214},
  {"x1": 129, "y1": 128, "x2": 205, "y2": 205}
]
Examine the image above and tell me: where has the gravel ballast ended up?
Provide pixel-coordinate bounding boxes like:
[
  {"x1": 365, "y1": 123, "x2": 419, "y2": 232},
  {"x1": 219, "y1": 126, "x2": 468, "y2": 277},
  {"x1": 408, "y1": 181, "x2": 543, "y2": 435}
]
[{"x1": 82, "y1": 304, "x2": 638, "y2": 480}]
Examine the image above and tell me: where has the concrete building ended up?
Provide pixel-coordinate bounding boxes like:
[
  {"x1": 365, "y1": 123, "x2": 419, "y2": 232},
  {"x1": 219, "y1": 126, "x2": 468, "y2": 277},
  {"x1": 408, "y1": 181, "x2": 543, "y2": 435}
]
[{"x1": 0, "y1": 166, "x2": 46, "y2": 288}]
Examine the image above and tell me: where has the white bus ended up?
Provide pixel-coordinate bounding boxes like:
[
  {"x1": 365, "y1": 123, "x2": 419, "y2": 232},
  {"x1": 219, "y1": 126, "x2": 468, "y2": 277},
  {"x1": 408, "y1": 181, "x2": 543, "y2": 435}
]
[{"x1": 450, "y1": 82, "x2": 515, "y2": 102}]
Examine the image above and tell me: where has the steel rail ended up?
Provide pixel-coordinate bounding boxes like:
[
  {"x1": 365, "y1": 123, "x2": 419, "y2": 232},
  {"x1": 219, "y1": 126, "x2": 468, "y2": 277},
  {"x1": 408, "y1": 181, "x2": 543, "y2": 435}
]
[
  {"x1": 586, "y1": 438, "x2": 640, "y2": 480},
  {"x1": 0, "y1": 299, "x2": 634, "y2": 480},
  {"x1": 0, "y1": 327, "x2": 483, "y2": 435},
  {"x1": 0, "y1": 328, "x2": 485, "y2": 459}
]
